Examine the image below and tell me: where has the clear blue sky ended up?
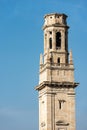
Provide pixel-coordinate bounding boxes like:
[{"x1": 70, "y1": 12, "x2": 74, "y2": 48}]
[{"x1": 0, "y1": 0, "x2": 87, "y2": 130}]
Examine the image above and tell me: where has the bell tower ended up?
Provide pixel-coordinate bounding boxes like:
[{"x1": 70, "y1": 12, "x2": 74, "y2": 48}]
[{"x1": 35, "y1": 13, "x2": 79, "y2": 130}]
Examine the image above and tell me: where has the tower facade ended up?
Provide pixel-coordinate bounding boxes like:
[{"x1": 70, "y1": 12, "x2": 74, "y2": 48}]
[{"x1": 35, "y1": 13, "x2": 79, "y2": 130}]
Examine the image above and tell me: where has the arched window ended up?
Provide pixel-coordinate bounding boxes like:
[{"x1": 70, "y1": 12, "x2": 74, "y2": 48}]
[
  {"x1": 49, "y1": 38, "x2": 52, "y2": 49},
  {"x1": 57, "y1": 58, "x2": 60, "y2": 66},
  {"x1": 56, "y1": 32, "x2": 61, "y2": 49}
]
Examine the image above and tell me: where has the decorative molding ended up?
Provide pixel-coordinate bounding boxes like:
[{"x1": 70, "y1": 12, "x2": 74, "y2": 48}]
[
  {"x1": 56, "y1": 120, "x2": 69, "y2": 126},
  {"x1": 35, "y1": 81, "x2": 79, "y2": 90}
]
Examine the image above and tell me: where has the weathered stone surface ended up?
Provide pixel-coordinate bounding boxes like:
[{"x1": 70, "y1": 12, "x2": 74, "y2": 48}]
[{"x1": 35, "y1": 13, "x2": 79, "y2": 130}]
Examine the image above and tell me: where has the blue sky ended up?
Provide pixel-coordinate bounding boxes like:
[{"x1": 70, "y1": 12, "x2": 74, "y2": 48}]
[{"x1": 0, "y1": 0, "x2": 87, "y2": 130}]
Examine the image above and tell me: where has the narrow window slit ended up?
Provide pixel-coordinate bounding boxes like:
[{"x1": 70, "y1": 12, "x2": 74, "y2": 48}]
[{"x1": 49, "y1": 38, "x2": 52, "y2": 49}]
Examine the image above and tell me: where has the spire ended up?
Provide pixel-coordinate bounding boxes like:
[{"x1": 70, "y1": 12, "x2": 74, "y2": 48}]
[
  {"x1": 69, "y1": 50, "x2": 73, "y2": 64},
  {"x1": 40, "y1": 53, "x2": 43, "y2": 65}
]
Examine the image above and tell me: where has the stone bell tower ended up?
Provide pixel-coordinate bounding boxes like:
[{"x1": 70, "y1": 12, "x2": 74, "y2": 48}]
[{"x1": 35, "y1": 13, "x2": 79, "y2": 130}]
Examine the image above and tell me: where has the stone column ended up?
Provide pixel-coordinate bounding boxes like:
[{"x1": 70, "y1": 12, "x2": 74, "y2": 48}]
[
  {"x1": 44, "y1": 32, "x2": 47, "y2": 54},
  {"x1": 61, "y1": 30, "x2": 65, "y2": 51},
  {"x1": 52, "y1": 30, "x2": 56, "y2": 50},
  {"x1": 47, "y1": 31, "x2": 50, "y2": 50}
]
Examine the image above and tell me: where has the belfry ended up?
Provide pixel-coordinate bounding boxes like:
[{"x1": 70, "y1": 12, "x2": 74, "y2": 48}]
[{"x1": 35, "y1": 13, "x2": 79, "y2": 130}]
